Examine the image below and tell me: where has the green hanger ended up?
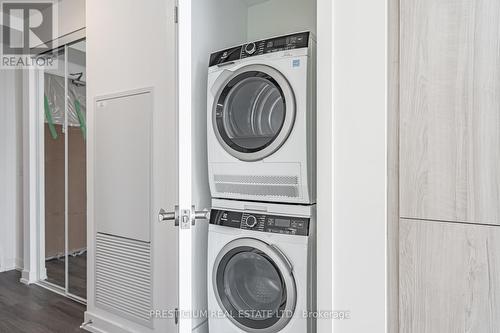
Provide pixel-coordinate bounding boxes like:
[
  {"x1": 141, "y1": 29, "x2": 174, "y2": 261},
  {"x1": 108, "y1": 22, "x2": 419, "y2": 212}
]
[
  {"x1": 44, "y1": 95, "x2": 58, "y2": 139},
  {"x1": 74, "y1": 99, "x2": 86, "y2": 140}
]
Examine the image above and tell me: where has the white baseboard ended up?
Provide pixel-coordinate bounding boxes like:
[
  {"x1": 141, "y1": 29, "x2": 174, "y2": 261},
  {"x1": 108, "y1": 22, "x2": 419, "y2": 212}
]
[
  {"x1": 20, "y1": 269, "x2": 37, "y2": 285},
  {"x1": 83, "y1": 311, "x2": 139, "y2": 333},
  {"x1": 83, "y1": 311, "x2": 207, "y2": 333}
]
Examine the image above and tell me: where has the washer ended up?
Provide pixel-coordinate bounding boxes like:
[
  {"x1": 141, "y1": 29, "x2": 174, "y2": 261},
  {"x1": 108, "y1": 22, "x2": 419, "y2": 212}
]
[
  {"x1": 207, "y1": 199, "x2": 316, "y2": 333},
  {"x1": 207, "y1": 32, "x2": 316, "y2": 204}
]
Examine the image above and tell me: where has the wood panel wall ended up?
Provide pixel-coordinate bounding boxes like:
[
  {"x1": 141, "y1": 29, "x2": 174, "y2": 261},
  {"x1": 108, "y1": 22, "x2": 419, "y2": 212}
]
[
  {"x1": 397, "y1": 0, "x2": 500, "y2": 331},
  {"x1": 400, "y1": 0, "x2": 500, "y2": 225}
]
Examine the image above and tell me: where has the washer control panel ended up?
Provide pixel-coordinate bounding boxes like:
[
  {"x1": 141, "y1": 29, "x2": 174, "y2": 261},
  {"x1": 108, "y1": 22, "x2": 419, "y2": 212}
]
[
  {"x1": 210, "y1": 209, "x2": 310, "y2": 236},
  {"x1": 209, "y1": 31, "x2": 310, "y2": 67},
  {"x1": 244, "y1": 42, "x2": 257, "y2": 55}
]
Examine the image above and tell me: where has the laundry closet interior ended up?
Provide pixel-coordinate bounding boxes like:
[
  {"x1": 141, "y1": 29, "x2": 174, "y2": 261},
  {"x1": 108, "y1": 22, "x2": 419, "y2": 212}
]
[
  {"x1": 187, "y1": 0, "x2": 317, "y2": 193},
  {"x1": 189, "y1": 0, "x2": 317, "y2": 204},
  {"x1": 186, "y1": 0, "x2": 316, "y2": 333}
]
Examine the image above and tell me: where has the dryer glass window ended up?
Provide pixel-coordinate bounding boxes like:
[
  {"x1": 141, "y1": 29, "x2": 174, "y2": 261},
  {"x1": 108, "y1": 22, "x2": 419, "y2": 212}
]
[
  {"x1": 215, "y1": 246, "x2": 289, "y2": 330},
  {"x1": 215, "y1": 71, "x2": 290, "y2": 155}
]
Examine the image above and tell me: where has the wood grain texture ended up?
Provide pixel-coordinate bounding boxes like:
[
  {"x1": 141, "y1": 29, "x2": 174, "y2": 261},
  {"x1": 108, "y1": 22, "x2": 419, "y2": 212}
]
[
  {"x1": 400, "y1": 0, "x2": 500, "y2": 224},
  {"x1": 0, "y1": 270, "x2": 85, "y2": 333},
  {"x1": 400, "y1": 219, "x2": 500, "y2": 333},
  {"x1": 388, "y1": 0, "x2": 400, "y2": 332}
]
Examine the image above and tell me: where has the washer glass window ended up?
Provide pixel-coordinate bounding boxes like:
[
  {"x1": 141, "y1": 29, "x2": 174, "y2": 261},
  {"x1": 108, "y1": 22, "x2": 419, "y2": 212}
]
[
  {"x1": 215, "y1": 244, "x2": 295, "y2": 332},
  {"x1": 213, "y1": 65, "x2": 296, "y2": 161}
]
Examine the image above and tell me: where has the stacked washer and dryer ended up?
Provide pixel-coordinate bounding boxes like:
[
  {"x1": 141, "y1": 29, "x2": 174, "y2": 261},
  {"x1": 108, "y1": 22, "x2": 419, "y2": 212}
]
[{"x1": 206, "y1": 32, "x2": 317, "y2": 333}]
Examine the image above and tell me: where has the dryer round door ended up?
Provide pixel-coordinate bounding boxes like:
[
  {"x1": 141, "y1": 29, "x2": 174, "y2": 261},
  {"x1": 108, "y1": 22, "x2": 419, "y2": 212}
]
[
  {"x1": 212, "y1": 238, "x2": 296, "y2": 333},
  {"x1": 212, "y1": 64, "x2": 296, "y2": 161}
]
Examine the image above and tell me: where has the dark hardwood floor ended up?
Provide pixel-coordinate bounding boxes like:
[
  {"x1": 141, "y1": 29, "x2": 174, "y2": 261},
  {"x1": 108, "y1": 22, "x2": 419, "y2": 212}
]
[
  {"x1": 0, "y1": 270, "x2": 86, "y2": 333},
  {"x1": 45, "y1": 253, "x2": 87, "y2": 299}
]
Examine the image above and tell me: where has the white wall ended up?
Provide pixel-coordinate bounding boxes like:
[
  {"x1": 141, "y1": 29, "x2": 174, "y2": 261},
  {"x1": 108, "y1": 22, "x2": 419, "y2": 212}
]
[
  {"x1": 0, "y1": 69, "x2": 24, "y2": 272},
  {"x1": 15, "y1": 71, "x2": 24, "y2": 270},
  {"x1": 32, "y1": 0, "x2": 86, "y2": 46},
  {"x1": 0, "y1": 70, "x2": 16, "y2": 272},
  {"x1": 0, "y1": 26, "x2": 24, "y2": 273},
  {"x1": 316, "y1": 0, "x2": 334, "y2": 331},
  {"x1": 328, "y1": 0, "x2": 387, "y2": 332},
  {"x1": 247, "y1": 0, "x2": 317, "y2": 40},
  {"x1": 56, "y1": 0, "x2": 86, "y2": 39}
]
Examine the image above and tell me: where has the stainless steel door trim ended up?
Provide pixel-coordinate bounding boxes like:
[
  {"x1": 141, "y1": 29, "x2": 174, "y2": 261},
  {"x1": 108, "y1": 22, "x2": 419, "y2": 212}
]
[
  {"x1": 212, "y1": 237, "x2": 297, "y2": 333},
  {"x1": 269, "y1": 244, "x2": 293, "y2": 273},
  {"x1": 212, "y1": 64, "x2": 296, "y2": 162}
]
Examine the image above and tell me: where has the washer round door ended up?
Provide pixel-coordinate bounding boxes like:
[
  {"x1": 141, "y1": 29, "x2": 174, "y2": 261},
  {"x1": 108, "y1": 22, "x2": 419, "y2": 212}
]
[
  {"x1": 213, "y1": 238, "x2": 296, "y2": 333},
  {"x1": 213, "y1": 64, "x2": 296, "y2": 161}
]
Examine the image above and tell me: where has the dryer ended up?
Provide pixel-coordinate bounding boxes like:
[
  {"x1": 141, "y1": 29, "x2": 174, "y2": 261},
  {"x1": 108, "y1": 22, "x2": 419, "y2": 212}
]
[
  {"x1": 207, "y1": 32, "x2": 316, "y2": 204},
  {"x1": 207, "y1": 199, "x2": 316, "y2": 333}
]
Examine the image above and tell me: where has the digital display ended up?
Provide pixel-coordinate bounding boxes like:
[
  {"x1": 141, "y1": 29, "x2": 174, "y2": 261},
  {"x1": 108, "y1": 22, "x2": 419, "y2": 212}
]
[
  {"x1": 274, "y1": 39, "x2": 286, "y2": 47},
  {"x1": 275, "y1": 218, "x2": 291, "y2": 227}
]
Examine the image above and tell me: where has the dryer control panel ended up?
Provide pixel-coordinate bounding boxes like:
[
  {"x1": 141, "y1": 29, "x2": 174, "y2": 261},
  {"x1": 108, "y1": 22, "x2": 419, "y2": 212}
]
[
  {"x1": 209, "y1": 31, "x2": 310, "y2": 67},
  {"x1": 210, "y1": 209, "x2": 310, "y2": 236}
]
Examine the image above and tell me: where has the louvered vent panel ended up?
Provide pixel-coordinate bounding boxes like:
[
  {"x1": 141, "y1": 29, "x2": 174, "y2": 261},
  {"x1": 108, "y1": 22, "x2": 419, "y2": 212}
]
[
  {"x1": 214, "y1": 174, "x2": 299, "y2": 185},
  {"x1": 214, "y1": 174, "x2": 300, "y2": 198},
  {"x1": 95, "y1": 232, "x2": 153, "y2": 327}
]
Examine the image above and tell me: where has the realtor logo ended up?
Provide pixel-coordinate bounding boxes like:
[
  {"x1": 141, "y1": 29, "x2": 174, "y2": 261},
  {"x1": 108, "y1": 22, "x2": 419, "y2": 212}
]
[
  {"x1": 2, "y1": 1, "x2": 53, "y2": 54},
  {"x1": 1, "y1": 1, "x2": 56, "y2": 67}
]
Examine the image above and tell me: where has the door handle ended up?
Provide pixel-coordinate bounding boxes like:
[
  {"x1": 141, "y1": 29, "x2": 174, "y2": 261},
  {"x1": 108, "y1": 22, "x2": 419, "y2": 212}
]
[
  {"x1": 158, "y1": 206, "x2": 209, "y2": 228},
  {"x1": 158, "y1": 206, "x2": 179, "y2": 226},
  {"x1": 192, "y1": 206, "x2": 210, "y2": 223},
  {"x1": 158, "y1": 209, "x2": 175, "y2": 221}
]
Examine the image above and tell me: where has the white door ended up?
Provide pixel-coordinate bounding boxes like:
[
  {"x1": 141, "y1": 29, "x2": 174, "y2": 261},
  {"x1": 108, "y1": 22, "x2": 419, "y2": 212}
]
[{"x1": 85, "y1": 0, "x2": 199, "y2": 332}]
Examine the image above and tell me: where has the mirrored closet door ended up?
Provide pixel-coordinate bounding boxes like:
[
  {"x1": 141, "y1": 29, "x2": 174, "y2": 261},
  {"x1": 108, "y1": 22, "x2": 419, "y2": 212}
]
[{"x1": 40, "y1": 39, "x2": 87, "y2": 302}]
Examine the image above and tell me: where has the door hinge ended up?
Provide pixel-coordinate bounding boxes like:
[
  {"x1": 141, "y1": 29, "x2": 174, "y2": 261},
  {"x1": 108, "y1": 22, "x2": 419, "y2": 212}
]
[
  {"x1": 174, "y1": 6, "x2": 178, "y2": 23},
  {"x1": 174, "y1": 307, "x2": 179, "y2": 325}
]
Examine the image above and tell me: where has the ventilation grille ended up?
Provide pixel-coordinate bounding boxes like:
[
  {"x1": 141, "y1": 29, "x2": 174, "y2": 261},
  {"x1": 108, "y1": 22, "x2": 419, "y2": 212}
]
[
  {"x1": 214, "y1": 174, "x2": 300, "y2": 198},
  {"x1": 95, "y1": 232, "x2": 153, "y2": 326}
]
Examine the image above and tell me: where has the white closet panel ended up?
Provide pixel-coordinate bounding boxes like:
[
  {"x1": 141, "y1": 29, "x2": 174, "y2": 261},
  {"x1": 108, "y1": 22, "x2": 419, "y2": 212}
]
[{"x1": 94, "y1": 90, "x2": 153, "y2": 242}]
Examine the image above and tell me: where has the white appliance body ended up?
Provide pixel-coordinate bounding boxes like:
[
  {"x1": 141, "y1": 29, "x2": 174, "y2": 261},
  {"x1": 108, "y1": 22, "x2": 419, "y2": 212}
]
[
  {"x1": 207, "y1": 32, "x2": 316, "y2": 204},
  {"x1": 207, "y1": 199, "x2": 316, "y2": 333}
]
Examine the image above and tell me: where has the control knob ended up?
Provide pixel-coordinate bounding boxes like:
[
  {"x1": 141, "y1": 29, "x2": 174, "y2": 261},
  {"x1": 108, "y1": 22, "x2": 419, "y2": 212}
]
[
  {"x1": 245, "y1": 42, "x2": 256, "y2": 55},
  {"x1": 245, "y1": 215, "x2": 258, "y2": 228}
]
